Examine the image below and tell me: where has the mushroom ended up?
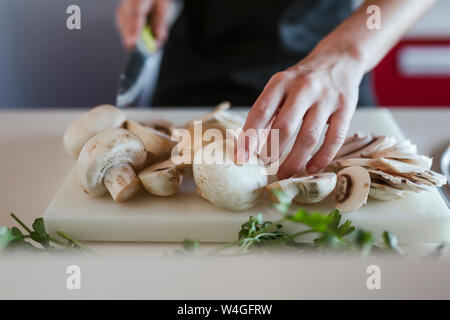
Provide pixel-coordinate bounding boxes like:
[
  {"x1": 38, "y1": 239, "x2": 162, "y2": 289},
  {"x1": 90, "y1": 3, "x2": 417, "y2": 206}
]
[
  {"x1": 142, "y1": 119, "x2": 176, "y2": 136},
  {"x1": 138, "y1": 160, "x2": 185, "y2": 197},
  {"x1": 193, "y1": 140, "x2": 268, "y2": 211},
  {"x1": 64, "y1": 105, "x2": 127, "y2": 159},
  {"x1": 380, "y1": 153, "x2": 432, "y2": 169},
  {"x1": 334, "y1": 166, "x2": 371, "y2": 213},
  {"x1": 377, "y1": 158, "x2": 447, "y2": 186},
  {"x1": 266, "y1": 173, "x2": 337, "y2": 204},
  {"x1": 77, "y1": 128, "x2": 147, "y2": 203},
  {"x1": 369, "y1": 182, "x2": 405, "y2": 201},
  {"x1": 335, "y1": 133, "x2": 373, "y2": 159},
  {"x1": 126, "y1": 120, "x2": 176, "y2": 164},
  {"x1": 339, "y1": 135, "x2": 397, "y2": 160},
  {"x1": 367, "y1": 168, "x2": 433, "y2": 193}
]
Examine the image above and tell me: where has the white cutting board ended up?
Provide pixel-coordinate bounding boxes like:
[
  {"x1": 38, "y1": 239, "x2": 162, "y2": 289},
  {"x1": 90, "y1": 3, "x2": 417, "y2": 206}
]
[{"x1": 44, "y1": 109, "x2": 450, "y2": 244}]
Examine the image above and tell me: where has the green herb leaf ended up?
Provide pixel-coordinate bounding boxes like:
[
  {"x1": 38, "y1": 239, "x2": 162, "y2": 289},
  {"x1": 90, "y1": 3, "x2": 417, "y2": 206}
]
[
  {"x1": 182, "y1": 239, "x2": 200, "y2": 253},
  {"x1": 0, "y1": 226, "x2": 17, "y2": 251},
  {"x1": 382, "y1": 231, "x2": 404, "y2": 255}
]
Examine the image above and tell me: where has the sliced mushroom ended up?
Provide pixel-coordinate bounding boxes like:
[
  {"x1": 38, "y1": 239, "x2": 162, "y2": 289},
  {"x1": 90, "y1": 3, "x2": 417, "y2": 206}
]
[
  {"x1": 193, "y1": 140, "x2": 268, "y2": 211},
  {"x1": 336, "y1": 133, "x2": 373, "y2": 159},
  {"x1": 330, "y1": 158, "x2": 381, "y2": 171},
  {"x1": 381, "y1": 153, "x2": 432, "y2": 169},
  {"x1": 335, "y1": 166, "x2": 371, "y2": 213},
  {"x1": 126, "y1": 120, "x2": 176, "y2": 164},
  {"x1": 369, "y1": 182, "x2": 406, "y2": 201},
  {"x1": 63, "y1": 105, "x2": 127, "y2": 159},
  {"x1": 266, "y1": 173, "x2": 336, "y2": 204},
  {"x1": 77, "y1": 128, "x2": 147, "y2": 203},
  {"x1": 339, "y1": 136, "x2": 397, "y2": 160},
  {"x1": 370, "y1": 140, "x2": 417, "y2": 157},
  {"x1": 366, "y1": 169, "x2": 433, "y2": 192},
  {"x1": 138, "y1": 160, "x2": 184, "y2": 197},
  {"x1": 378, "y1": 158, "x2": 447, "y2": 186}
]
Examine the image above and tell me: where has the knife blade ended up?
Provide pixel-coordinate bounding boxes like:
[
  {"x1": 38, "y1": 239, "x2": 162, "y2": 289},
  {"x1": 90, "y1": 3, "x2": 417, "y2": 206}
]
[
  {"x1": 439, "y1": 145, "x2": 450, "y2": 208},
  {"x1": 116, "y1": 25, "x2": 157, "y2": 108}
]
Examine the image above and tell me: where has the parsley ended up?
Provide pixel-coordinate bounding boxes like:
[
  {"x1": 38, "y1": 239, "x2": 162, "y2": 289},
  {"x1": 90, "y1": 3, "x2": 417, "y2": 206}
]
[
  {"x1": 0, "y1": 213, "x2": 89, "y2": 254},
  {"x1": 184, "y1": 191, "x2": 405, "y2": 257}
]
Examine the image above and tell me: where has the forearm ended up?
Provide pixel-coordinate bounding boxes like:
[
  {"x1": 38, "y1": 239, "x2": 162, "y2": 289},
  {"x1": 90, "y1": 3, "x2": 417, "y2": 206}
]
[{"x1": 310, "y1": 0, "x2": 435, "y2": 75}]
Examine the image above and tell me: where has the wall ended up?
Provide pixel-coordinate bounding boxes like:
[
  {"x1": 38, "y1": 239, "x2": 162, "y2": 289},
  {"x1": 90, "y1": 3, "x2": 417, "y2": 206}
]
[{"x1": 0, "y1": 0, "x2": 126, "y2": 108}]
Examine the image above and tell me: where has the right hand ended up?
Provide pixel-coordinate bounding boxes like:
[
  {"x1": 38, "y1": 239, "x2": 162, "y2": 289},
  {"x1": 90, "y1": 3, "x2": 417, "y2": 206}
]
[{"x1": 116, "y1": 0, "x2": 172, "y2": 50}]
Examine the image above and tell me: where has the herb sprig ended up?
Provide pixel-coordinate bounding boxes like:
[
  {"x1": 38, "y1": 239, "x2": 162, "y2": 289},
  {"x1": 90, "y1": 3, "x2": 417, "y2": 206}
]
[
  {"x1": 183, "y1": 191, "x2": 405, "y2": 257},
  {"x1": 0, "y1": 213, "x2": 89, "y2": 254}
]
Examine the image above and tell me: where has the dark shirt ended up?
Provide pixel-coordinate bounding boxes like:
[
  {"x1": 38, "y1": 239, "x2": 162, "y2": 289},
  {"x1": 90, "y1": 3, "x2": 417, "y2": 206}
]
[{"x1": 152, "y1": 0, "x2": 375, "y2": 106}]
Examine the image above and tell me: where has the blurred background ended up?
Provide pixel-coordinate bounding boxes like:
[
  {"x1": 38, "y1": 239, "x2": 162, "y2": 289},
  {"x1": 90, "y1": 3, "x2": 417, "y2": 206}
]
[{"x1": 0, "y1": 0, "x2": 449, "y2": 109}]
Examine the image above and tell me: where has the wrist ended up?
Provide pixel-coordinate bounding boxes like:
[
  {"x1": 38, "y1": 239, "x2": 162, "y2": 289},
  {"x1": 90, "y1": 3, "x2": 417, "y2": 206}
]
[{"x1": 303, "y1": 37, "x2": 368, "y2": 81}]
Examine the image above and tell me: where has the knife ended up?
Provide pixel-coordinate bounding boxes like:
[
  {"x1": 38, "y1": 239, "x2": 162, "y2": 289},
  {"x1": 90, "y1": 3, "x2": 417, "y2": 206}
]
[
  {"x1": 116, "y1": 1, "x2": 183, "y2": 108},
  {"x1": 439, "y1": 145, "x2": 450, "y2": 208},
  {"x1": 116, "y1": 24, "x2": 158, "y2": 108}
]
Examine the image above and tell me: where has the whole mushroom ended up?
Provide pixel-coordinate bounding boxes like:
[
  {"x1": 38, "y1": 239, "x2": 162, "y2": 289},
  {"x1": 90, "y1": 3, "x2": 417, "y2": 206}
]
[
  {"x1": 335, "y1": 166, "x2": 371, "y2": 213},
  {"x1": 64, "y1": 105, "x2": 127, "y2": 158},
  {"x1": 77, "y1": 128, "x2": 147, "y2": 203},
  {"x1": 193, "y1": 140, "x2": 268, "y2": 211}
]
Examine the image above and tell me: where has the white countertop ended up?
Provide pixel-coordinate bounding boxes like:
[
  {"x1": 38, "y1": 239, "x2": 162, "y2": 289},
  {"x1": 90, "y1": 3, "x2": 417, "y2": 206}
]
[{"x1": 1, "y1": 107, "x2": 450, "y2": 299}]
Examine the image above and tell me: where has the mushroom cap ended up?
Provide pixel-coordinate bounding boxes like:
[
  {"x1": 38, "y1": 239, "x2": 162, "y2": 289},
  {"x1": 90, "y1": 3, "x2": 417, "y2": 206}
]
[
  {"x1": 193, "y1": 140, "x2": 268, "y2": 211},
  {"x1": 64, "y1": 105, "x2": 127, "y2": 158},
  {"x1": 335, "y1": 166, "x2": 371, "y2": 213},
  {"x1": 77, "y1": 128, "x2": 147, "y2": 197}
]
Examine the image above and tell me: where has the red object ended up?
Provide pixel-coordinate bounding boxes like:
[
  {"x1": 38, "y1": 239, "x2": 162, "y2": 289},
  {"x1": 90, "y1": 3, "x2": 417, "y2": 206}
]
[{"x1": 373, "y1": 39, "x2": 450, "y2": 107}]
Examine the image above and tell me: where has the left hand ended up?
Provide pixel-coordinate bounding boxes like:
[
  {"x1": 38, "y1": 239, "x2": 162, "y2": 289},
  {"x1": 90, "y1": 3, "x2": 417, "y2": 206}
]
[{"x1": 236, "y1": 48, "x2": 365, "y2": 179}]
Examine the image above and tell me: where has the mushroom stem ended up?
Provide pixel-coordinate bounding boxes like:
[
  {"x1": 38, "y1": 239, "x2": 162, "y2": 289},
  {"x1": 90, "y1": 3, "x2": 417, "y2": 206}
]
[{"x1": 104, "y1": 163, "x2": 141, "y2": 203}]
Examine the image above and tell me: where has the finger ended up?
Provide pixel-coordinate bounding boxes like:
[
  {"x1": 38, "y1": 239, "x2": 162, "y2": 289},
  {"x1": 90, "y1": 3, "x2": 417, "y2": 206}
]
[
  {"x1": 278, "y1": 103, "x2": 332, "y2": 179},
  {"x1": 152, "y1": 0, "x2": 170, "y2": 45},
  {"x1": 124, "y1": 0, "x2": 153, "y2": 48},
  {"x1": 306, "y1": 106, "x2": 354, "y2": 173},
  {"x1": 116, "y1": 2, "x2": 130, "y2": 48},
  {"x1": 236, "y1": 74, "x2": 286, "y2": 164},
  {"x1": 261, "y1": 84, "x2": 316, "y2": 164}
]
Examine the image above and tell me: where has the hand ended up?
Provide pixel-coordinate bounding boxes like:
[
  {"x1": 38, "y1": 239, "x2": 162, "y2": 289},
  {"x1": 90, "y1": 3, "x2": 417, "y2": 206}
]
[
  {"x1": 237, "y1": 48, "x2": 365, "y2": 179},
  {"x1": 116, "y1": 0, "x2": 172, "y2": 50}
]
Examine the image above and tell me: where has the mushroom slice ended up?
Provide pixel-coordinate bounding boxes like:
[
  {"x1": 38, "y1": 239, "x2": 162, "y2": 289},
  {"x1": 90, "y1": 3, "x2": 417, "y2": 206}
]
[
  {"x1": 336, "y1": 133, "x2": 373, "y2": 159},
  {"x1": 378, "y1": 158, "x2": 447, "y2": 186},
  {"x1": 265, "y1": 179, "x2": 301, "y2": 203},
  {"x1": 138, "y1": 160, "x2": 184, "y2": 197},
  {"x1": 371, "y1": 140, "x2": 418, "y2": 156},
  {"x1": 77, "y1": 128, "x2": 147, "y2": 203},
  {"x1": 193, "y1": 140, "x2": 268, "y2": 211},
  {"x1": 126, "y1": 120, "x2": 176, "y2": 163},
  {"x1": 64, "y1": 105, "x2": 127, "y2": 159},
  {"x1": 369, "y1": 182, "x2": 406, "y2": 201},
  {"x1": 378, "y1": 153, "x2": 432, "y2": 169},
  {"x1": 334, "y1": 166, "x2": 371, "y2": 213},
  {"x1": 331, "y1": 158, "x2": 381, "y2": 170},
  {"x1": 340, "y1": 136, "x2": 397, "y2": 160},
  {"x1": 366, "y1": 169, "x2": 433, "y2": 192},
  {"x1": 266, "y1": 173, "x2": 337, "y2": 204}
]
